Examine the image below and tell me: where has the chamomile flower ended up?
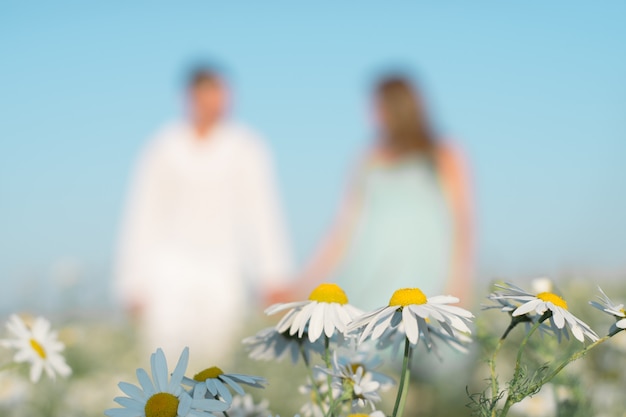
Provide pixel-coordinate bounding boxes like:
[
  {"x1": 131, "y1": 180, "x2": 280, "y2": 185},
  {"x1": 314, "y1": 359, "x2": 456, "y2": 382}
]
[
  {"x1": 590, "y1": 287, "x2": 626, "y2": 335},
  {"x1": 349, "y1": 288, "x2": 474, "y2": 347},
  {"x1": 298, "y1": 368, "x2": 341, "y2": 417},
  {"x1": 105, "y1": 347, "x2": 228, "y2": 417},
  {"x1": 321, "y1": 352, "x2": 390, "y2": 411},
  {"x1": 346, "y1": 412, "x2": 385, "y2": 417},
  {"x1": 183, "y1": 367, "x2": 266, "y2": 405},
  {"x1": 265, "y1": 283, "x2": 362, "y2": 343},
  {"x1": 342, "y1": 368, "x2": 381, "y2": 410},
  {"x1": 331, "y1": 348, "x2": 394, "y2": 390},
  {"x1": 242, "y1": 326, "x2": 324, "y2": 364},
  {"x1": 493, "y1": 283, "x2": 598, "y2": 343},
  {"x1": 0, "y1": 314, "x2": 71, "y2": 383}
]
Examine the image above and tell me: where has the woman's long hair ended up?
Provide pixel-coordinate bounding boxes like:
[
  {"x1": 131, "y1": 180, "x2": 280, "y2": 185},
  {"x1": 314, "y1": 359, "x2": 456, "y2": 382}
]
[{"x1": 375, "y1": 76, "x2": 437, "y2": 157}]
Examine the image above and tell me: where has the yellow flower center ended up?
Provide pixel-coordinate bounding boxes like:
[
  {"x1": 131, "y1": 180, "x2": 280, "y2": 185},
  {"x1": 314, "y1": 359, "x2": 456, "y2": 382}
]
[
  {"x1": 308, "y1": 283, "x2": 348, "y2": 304},
  {"x1": 193, "y1": 366, "x2": 223, "y2": 381},
  {"x1": 144, "y1": 392, "x2": 179, "y2": 417},
  {"x1": 389, "y1": 288, "x2": 427, "y2": 307},
  {"x1": 537, "y1": 292, "x2": 568, "y2": 310},
  {"x1": 349, "y1": 363, "x2": 364, "y2": 374},
  {"x1": 29, "y1": 339, "x2": 46, "y2": 359},
  {"x1": 347, "y1": 414, "x2": 369, "y2": 417}
]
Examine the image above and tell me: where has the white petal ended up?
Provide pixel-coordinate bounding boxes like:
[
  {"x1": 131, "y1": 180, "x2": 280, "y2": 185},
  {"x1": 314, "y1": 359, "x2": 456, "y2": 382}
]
[
  {"x1": 118, "y1": 382, "x2": 144, "y2": 400},
  {"x1": 265, "y1": 301, "x2": 307, "y2": 315},
  {"x1": 513, "y1": 299, "x2": 543, "y2": 316},
  {"x1": 569, "y1": 324, "x2": 584, "y2": 342},
  {"x1": 371, "y1": 310, "x2": 396, "y2": 340},
  {"x1": 292, "y1": 302, "x2": 317, "y2": 337},
  {"x1": 323, "y1": 304, "x2": 338, "y2": 338},
  {"x1": 307, "y1": 305, "x2": 325, "y2": 342},
  {"x1": 357, "y1": 308, "x2": 394, "y2": 343},
  {"x1": 435, "y1": 304, "x2": 475, "y2": 318},
  {"x1": 169, "y1": 347, "x2": 189, "y2": 391},
  {"x1": 275, "y1": 308, "x2": 299, "y2": 333},
  {"x1": 402, "y1": 308, "x2": 419, "y2": 345},
  {"x1": 552, "y1": 307, "x2": 565, "y2": 328},
  {"x1": 427, "y1": 295, "x2": 459, "y2": 304}
]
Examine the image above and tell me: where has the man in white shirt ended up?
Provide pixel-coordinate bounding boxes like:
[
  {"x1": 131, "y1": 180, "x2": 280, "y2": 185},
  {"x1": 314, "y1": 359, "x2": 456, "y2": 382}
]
[{"x1": 115, "y1": 66, "x2": 292, "y2": 365}]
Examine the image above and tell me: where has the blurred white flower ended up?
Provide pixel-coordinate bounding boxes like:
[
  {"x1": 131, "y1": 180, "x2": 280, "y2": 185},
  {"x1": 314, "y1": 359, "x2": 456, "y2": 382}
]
[
  {"x1": 531, "y1": 277, "x2": 554, "y2": 294},
  {"x1": 323, "y1": 353, "x2": 383, "y2": 410},
  {"x1": 0, "y1": 372, "x2": 28, "y2": 405},
  {"x1": 0, "y1": 314, "x2": 71, "y2": 382},
  {"x1": 298, "y1": 369, "x2": 339, "y2": 417},
  {"x1": 225, "y1": 393, "x2": 271, "y2": 417},
  {"x1": 331, "y1": 349, "x2": 394, "y2": 391},
  {"x1": 242, "y1": 326, "x2": 324, "y2": 364},
  {"x1": 265, "y1": 283, "x2": 362, "y2": 343}
]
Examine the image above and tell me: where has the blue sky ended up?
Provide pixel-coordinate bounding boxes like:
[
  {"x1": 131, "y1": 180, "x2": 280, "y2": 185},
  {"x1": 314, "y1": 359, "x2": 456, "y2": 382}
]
[{"x1": 1, "y1": 2, "x2": 625, "y2": 312}]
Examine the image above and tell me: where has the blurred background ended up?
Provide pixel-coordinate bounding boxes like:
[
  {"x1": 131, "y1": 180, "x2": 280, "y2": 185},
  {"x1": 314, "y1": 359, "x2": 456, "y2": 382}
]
[
  {"x1": 1, "y1": 2, "x2": 625, "y2": 314},
  {"x1": 1, "y1": 2, "x2": 625, "y2": 416}
]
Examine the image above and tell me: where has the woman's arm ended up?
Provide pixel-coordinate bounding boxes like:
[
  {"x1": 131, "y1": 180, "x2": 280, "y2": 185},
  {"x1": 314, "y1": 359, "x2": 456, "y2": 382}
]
[
  {"x1": 437, "y1": 143, "x2": 474, "y2": 306},
  {"x1": 264, "y1": 158, "x2": 366, "y2": 304}
]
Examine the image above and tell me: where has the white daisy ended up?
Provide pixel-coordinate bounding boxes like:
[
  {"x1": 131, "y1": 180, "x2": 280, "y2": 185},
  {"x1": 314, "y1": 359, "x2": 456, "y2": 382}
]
[
  {"x1": 265, "y1": 283, "x2": 362, "y2": 343},
  {"x1": 345, "y1": 412, "x2": 385, "y2": 417},
  {"x1": 224, "y1": 394, "x2": 270, "y2": 417},
  {"x1": 242, "y1": 326, "x2": 324, "y2": 364},
  {"x1": 343, "y1": 368, "x2": 381, "y2": 410},
  {"x1": 320, "y1": 352, "x2": 388, "y2": 411},
  {"x1": 183, "y1": 367, "x2": 266, "y2": 405},
  {"x1": 331, "y1": 348, "x2": 395, "y2": 390},
  {"x1": 105, "y1": 347, "x2": 228, "y2": 417},
  {"x1": 349, "y1": 288, "x2": 474, "y2": 348},
  {"x1": 493, "y1": 284, "x2": 598, "y2": 343},
  {"x1": 484, "y1": 283, "x2": 557, "y2": 339},
  {"x1": 298, "y1": 369, "x2": 340, "y2": 417},
  {"x1": 0, "y1": 314, "x2": 71, "y2": 383},
  {"x1": 590, "y1": 287, "x2": 626, "y2": 335}
]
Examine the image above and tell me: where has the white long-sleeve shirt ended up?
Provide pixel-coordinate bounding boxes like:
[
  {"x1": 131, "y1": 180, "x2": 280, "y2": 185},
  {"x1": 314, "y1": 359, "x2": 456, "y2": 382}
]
[{"x1": 115, "y1": 120, "x2": 292, "y2": 363}]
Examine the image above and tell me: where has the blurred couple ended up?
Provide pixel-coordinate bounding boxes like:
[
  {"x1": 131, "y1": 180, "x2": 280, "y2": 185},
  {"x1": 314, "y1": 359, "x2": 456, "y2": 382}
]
[{"x1": 114, "y1": 64, "x2": 472, "y2": 365}]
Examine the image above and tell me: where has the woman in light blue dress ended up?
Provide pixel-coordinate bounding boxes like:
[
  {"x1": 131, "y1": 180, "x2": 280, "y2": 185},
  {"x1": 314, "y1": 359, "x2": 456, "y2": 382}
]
[{"x1": 296, "y1": 75, "x2": 473, "y2": 311}]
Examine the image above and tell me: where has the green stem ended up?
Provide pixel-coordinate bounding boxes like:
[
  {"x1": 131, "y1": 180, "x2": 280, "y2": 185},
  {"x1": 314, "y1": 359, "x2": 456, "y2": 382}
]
[
  {"x1": 499, "y1": 314, "x2": 547, "y2": 416},
  {"x1": 527, "y1": 334, "x2": 611, "y2": 395},
  {"x1": 323, "y1": 336, "x2": 336, "y2": 417},
  {"x1": 392, "y1": 337, "x2": 413, "y2": 417},
  {"x1": 301, "y1": 345, "x2": 328, "y2": 416},
  {"x1": 326, "y1": 387, "x2": 352, "y2": 417},
  {"x1": 489, "y1": 315, "x2": 529, "y2": 416},
  {"x1": 489, "y1": 338, "x2": 505, "y2": 417}
]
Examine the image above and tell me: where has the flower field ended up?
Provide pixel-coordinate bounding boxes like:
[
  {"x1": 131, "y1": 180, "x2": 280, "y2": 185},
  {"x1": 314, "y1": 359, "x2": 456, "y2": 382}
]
[{"x1": 2, "y1": 277, "x2": 626, "y2": 417}]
